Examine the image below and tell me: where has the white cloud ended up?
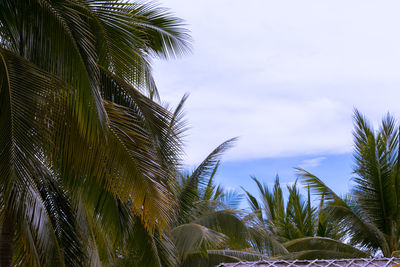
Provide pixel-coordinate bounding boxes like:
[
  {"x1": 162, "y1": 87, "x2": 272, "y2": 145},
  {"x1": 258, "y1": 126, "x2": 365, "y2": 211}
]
[
  {"x1": 299, "y1": 157, "x2": 327, "y2": 169},
  {"x1": 154, "y1": 0, "x2": 400, "y2": 164}
]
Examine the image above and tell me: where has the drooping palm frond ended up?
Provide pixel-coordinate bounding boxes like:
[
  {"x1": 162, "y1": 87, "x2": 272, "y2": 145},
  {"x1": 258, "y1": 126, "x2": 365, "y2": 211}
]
[
  {"x1": 296, "y1": 168, "x2": 390, "y2": 256},
  {"x1": 193, "y1": 210, "x2": 249, "y2": 248},
  {"x1": 81, "y1": 0, "x2": 191, "y2": 99},
  {"x1": 0, "y1": 0, "x2": 107, "y2": 137},
  {"x1": 118, "y1": 216, "x2": 177, "y2": 267},
  {"x1": 0, "y1": 49, "x2": 85, "y2": 266},
  {"x1": 283, "y1": 237, "x2": 369, "y2": 259},
  {"x1": 0, "y1": 0, "x2": 191, "y2": 265},
  {"x1": 171, "y1": 223, "x2": 228, "y2": 261},
  {"x1": 47, "y1": 76, "x2": 179, "y2": 233},
  {"x1": 238, "y1": 211, "x2": 288, "y2": 257}
]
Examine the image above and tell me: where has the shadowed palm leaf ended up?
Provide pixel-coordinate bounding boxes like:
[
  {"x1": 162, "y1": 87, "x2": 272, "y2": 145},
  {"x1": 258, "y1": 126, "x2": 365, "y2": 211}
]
[{"x1": 282, "y1": 237, "x2": 368, "y2": 259}]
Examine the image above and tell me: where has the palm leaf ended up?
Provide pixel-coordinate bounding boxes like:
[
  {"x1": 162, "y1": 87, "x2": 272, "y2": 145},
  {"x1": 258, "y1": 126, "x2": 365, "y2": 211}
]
[
  {"x1": 171, "y1": 223, "x2": 228, "y2": 260},
  {"x1": 176, "y1": 138, "x2": 237, "y2": 224},
  {"x1": 352, "y1": 110, "x2": 398, "y2": 237},
  {"x1": 193, "y1": 210, "x2": 249, "y2": 248},
  {"x1": 82, "y1": 0, "x2": 191, "y2": 98},
  {"x1": 297, "y1": 168, "x2": 390, "y2": 256},
  {"x1": 283, "y1": 237, "x2": 369, "y2": 258},
  {"x1": 0, "y1": 48, "x2": 85, "y2": 266}
]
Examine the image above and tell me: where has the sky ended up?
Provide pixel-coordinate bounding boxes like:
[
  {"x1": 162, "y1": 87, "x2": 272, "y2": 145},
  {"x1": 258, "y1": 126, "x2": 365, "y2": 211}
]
[{"x1": 153, "y1": 0, "x2": 400, "y2": 199}]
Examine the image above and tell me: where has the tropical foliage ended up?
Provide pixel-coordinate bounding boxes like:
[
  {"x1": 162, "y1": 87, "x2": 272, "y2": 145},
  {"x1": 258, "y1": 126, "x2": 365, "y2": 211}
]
[
  {"x1": 1, "y1": 0, "x2": 399, "y2": 266},
  {"x1": 0, "y1": 0, "x2": 189, "y2": 266},
  {"x1": 243, "y1": 177, "x2": 340, "y2": 242},
  {"x1": 298, "y1": 110, "x2": 400, "y2": 257},
  {"x1": 172, "y1": 138, "x2": 249, "y2": 266},
  {"x1": 243, "y1": 176, "x2": 367, "y2": 260}
]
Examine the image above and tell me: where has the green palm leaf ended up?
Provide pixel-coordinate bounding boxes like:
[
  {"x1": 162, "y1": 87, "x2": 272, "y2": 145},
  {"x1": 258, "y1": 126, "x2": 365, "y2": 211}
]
[
  {"x1": 176, "y1": 138, "x2": 237, "y2": 225},
  {"x1": 0, "y1": 49, "x2": 85, "y2": 266},
  {"x1": 171, "y1": 223, "x2": 228, "y2": 260},
  {"x1": 297, "y1": 168, "x2": 390, "y2": 255},
  {"x1": 193, "y1": 210, "x2": 249, "y2": 248},
  {"x1": 0, "y1": 0, "x2": 191, "y2": 265},
  {"x1": 283, "y1": 237, "x2": 369, "y2": 258}
]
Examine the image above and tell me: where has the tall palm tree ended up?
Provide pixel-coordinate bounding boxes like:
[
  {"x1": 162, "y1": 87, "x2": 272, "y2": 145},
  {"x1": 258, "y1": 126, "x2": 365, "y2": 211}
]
[
  {"x1": 298, "y1": 110, "x2": 400, "y2": 257},
  {"x1": 0, "y1": 0, "x2": 190, "y2": 265}
]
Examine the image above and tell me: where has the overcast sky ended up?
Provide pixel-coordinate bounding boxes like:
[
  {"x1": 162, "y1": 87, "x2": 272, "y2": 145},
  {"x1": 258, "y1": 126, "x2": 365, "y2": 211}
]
[{"x1": 153, "y1": 0, "x2": 400, "y2": 176}]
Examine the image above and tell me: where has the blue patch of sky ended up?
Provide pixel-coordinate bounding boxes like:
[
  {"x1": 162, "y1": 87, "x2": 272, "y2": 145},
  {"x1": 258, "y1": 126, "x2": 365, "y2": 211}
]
[{"x1": 214, "y1": 153, "x2": 354, "y2": 208}]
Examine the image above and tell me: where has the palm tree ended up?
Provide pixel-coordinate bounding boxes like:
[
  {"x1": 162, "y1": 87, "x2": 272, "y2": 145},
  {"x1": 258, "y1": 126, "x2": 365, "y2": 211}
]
[
  {"x1": 0, "y1": 0, "x2": 190, "y2": 265},
  {"x1": 114, "y1": 101, "x2": 268, "y2": 266},
  {"x1": 243, "y1": 176, "x2": 367, "y2": 259},
  {"x1": 106, "y1": 94, "x2": 191, "y2": 267},
  {"x1": 144, "y1": 137, "x2": 273, "y2": 266},
  {"x1": 244, "y1": 177, "x2": 345, "y2": 241},
  {"x1": 171, "y1": 138, "x2": 251, "y2": 266},
  {"x1": 298, "y1": 110, "x2": 400, "y2": 257}
]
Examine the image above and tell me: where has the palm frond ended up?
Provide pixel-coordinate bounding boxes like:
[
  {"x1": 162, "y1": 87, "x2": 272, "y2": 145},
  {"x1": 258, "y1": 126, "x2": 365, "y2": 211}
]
[
  {"x1": 81, "y1": 0, "x2": 192, "y2": 97},
  {"x1": 245, "y1": 225, "x2": 288, "y2": 256},
  {"x1": 193, "y1": 210, "x2": 249, "y2": 248},
  {"x1": 352, "y1": 109, "x2": 398, "y2": 236},
  {"x1": 120, "y1": 216, "x2": 177, "y2": 267},
  {"x1": 176, "y1": 138, "x2": 237, "y2": 224},
  {"x1": 283, "y1": 237, "x2": 369, "y2": 258},
  {"x1": 0, "y1": 48, "x2": 85, "y2": 266},
  {"x1": 297, "y1": 168, "x2": 390, "y2": 256},
  {"x1": 169, "y1": 93, "x2": 189, "y2": 144},
  {"x1": 171, "y1": 223, "x2": 228, "y2": 260}
]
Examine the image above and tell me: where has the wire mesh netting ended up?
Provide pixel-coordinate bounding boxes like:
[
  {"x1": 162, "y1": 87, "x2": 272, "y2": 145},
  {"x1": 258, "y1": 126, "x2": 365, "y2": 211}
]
[{"x1": 217, "y1": 258, "x2": 400, "y2": 267}]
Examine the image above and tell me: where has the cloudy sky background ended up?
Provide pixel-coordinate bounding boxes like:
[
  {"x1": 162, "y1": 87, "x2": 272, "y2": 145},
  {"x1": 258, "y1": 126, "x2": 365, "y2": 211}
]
[{"x1": 153, "y1": 0, "x2": 400, "y2": 197}]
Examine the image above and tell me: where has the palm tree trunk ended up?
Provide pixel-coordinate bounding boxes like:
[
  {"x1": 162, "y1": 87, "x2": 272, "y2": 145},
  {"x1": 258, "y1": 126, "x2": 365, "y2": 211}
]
[{"x1": 0, "y1": 209, "x2": 15, "y2": 267}]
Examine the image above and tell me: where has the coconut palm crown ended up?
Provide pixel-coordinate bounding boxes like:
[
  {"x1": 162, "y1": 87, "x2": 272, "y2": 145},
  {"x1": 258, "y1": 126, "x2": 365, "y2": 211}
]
[{"x1": 298, "y1": 109, "x2": 400, "y2": 257}]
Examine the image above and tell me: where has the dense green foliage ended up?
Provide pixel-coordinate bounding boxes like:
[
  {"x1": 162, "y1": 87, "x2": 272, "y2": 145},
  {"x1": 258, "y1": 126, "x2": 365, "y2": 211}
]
[
  {"x1": 298, "y1": 110, "x2": 400, "y2": 257},
  {"x1": 1, "y1": 0, "x2": 399, "y2": 266},
  {"x1": 242, "y1": 177, "x2": 362, "y2": 259},
  {"x1": 0, "y1": 0, "x2": 189, "y2": 266},
  {"x1": 244, "y1": 177, "x2": 345, "y2": 243}
]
